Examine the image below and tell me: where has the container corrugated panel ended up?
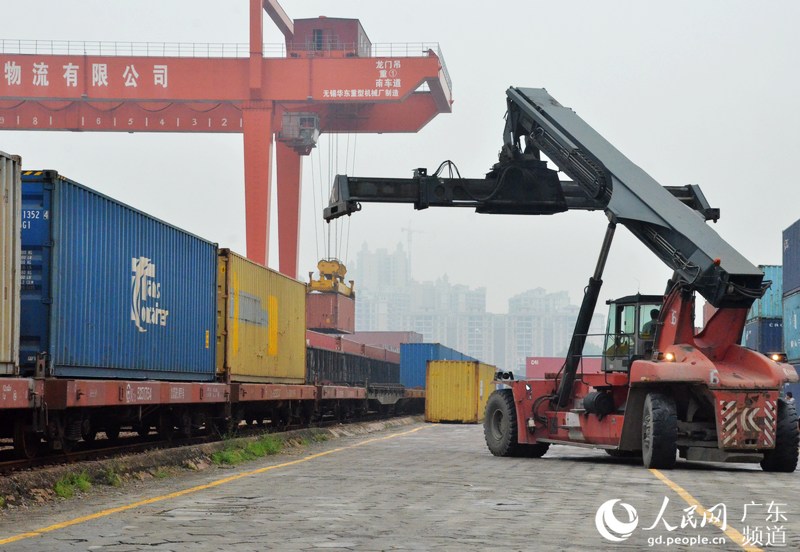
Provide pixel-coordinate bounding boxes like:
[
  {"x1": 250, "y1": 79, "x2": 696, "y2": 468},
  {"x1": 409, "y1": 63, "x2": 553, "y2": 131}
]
[
  {"x1": 306, "y1": 346, "x2": 399, "y2": 385},
  {"x1": 747, "y1": 266, "x2": 783, "y2": 320},
  {"x1": 783, "y1": 291, "x2": 800, "y2": 363},
  {"x1": 20, "y1": 170, "x2": 217, "y2": 380},
  {"x1": 526, "y1": 356, "x2": 601, "y2": 379},
  {"x1": 217, "y1": 250, "x2": 306, "y2": 383},
  {"x1": 400, "y1": 343, "x2": 470, "y2": 388},
  {"x1": 741, "y1": 318, "x2": 783, "y2": 354},
  {"x1": 425, "y1": 360, "x2": 496, "y2": 423},
  {"x1": 0, "y1": 152, "x2": 21, "y2": 375},
  {"x1": 306, "y1": 330, "x2": 340, "y2": 351},
  {"x1": 784, "y1": 219, "x2": 800, "y2": 296},
  {"x1": 339, "y1": 337, "x2": 365, "y2": 355},
  {"x1": 347, "y1": 331, "x2": 424, "y2": 352},
  {"x1": 363, "y1": 344, "x2": 387, "y2": 361},
  {"x1": 784, "y1": 366, "x2": 800, "y2": 403},
  {"x1": 306, "y1": 292, "x2": 355, "y2": 333}
]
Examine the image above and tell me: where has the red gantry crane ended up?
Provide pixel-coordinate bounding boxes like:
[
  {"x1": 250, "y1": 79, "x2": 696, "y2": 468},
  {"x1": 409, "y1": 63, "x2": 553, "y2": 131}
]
[{"x1": 0, "y1": 0, "x2": 453, "y2": 277}]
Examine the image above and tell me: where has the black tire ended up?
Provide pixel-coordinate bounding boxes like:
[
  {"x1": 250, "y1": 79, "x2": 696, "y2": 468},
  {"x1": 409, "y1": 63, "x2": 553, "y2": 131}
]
[
  {"x1": 485, "y1": 389, "x2": 520, "y2": 457},
  {"x1": 516, "y1": 443, "x2": 550, "y2": 458},
  {"x1": 606, "y1": 449, "x2": 641, "y2": 458},
  {"x1": 642, "y1": 392, "x2": 678, "y2": 469},
  {"x1": 760, "y1": 398, "x2": 799, "y2": 473}
]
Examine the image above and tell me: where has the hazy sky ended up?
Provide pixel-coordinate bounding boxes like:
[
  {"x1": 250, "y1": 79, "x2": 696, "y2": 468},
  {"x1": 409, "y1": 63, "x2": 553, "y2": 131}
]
[{"x1": 1, "y1": 1, "x2": 798, "y2": 314}]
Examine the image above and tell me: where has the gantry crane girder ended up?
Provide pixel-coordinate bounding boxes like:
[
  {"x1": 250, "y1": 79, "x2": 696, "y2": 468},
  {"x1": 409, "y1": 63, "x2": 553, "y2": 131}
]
[{"x1": 0, "y1": 0, "x2": 453, "y2": 277}]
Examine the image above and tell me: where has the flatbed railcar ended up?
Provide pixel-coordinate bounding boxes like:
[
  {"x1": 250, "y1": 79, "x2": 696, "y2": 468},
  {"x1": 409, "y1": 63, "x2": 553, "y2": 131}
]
[{"x1": 0, "y1": 163, "x2": 421, "y2": 458}]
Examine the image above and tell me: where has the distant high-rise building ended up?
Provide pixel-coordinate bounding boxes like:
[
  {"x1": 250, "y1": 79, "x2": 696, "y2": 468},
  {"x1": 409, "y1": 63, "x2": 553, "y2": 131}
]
[{"x1": 350, "y1": 243, "x2": 603, "y2": 372}]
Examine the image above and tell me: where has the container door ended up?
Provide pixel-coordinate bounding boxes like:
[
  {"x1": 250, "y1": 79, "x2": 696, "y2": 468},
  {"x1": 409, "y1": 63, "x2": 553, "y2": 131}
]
[
  {"x1": 19, "y1": 178, "x2": 51, "y2": 373},
  {"x1": 224, "y1": 253, "x2": 305, "y2": 383},
  {"x1": 216, "y1": 252, "x2": 229, "y2": 378},
  {"x1": 0, "y1": 153, "x2": 21, "y2": 375}
]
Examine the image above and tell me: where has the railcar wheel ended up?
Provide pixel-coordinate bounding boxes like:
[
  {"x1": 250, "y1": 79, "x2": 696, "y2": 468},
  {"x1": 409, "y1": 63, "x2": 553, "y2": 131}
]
[
  {"x1": 760, "y1": 398, "x2": 799, "y2": 473},
  {"x1": 81, "y1": 418, "x2": 97, "y2": 443},
  {"x1": 14, "y1": 422, "x2": 41, "y2": 460},
  {"x1": 178, "y1": 411, "x2": 192, "y2": 438},
  {"x1": 642, "y1": 392, "x2": 677, "y2": 469},
  {"x1": 158, "y1": 412, "x2": 175, "y2": 441},
  {"x1": 484, "y1": 389, "x2": 521, "y2": 457},
  {"x1": 105, "y1": 424, "x2": 121, "y2": 442}
]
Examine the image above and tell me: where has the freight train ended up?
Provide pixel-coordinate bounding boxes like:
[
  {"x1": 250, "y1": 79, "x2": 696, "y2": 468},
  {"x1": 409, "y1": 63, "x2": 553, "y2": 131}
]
[{"x1": 0, "y1": 153, "x2": 422, "y2": 458}]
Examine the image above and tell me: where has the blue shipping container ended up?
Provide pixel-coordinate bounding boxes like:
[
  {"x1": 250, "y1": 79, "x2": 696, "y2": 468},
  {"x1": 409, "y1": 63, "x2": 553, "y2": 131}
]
[
  {"x1": 783, "y1": 219, "x2": 800, "y2": 296},
  {"x1": 400, "y1": 343, "x2": 473, "y2": 388},
  {"x1": 784, "y1": 291, "x2": 800, "y2": 363},
  {"x1": 741, "y1": 318, "x2": 783, "y2": 354},
  {"x1": 784, "y1": 366, "x2": 800, "y2": 402},
  {"x1": 747, "y1": 266, "x2": 782, "y2": 320},
  {"x1": 20, "y1": 170, "x2": 217, "y2": 380}
]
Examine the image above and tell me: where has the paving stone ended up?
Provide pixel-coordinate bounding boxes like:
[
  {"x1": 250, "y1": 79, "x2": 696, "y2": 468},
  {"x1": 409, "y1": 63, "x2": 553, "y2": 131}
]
[{"x1": 1, "y1": 423, "x2": 798, "y2": 550}]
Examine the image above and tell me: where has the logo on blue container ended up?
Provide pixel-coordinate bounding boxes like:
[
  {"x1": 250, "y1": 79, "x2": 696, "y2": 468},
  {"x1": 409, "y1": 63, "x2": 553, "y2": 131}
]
[{"x1": 131, "y1": 256, "x2": 170, "y2": 332}]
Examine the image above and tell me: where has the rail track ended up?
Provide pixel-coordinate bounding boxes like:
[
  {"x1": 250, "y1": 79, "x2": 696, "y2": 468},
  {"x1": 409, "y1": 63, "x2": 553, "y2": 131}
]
[{"x1": 0, "y1": 410, "x2": 410, "y2": 475}]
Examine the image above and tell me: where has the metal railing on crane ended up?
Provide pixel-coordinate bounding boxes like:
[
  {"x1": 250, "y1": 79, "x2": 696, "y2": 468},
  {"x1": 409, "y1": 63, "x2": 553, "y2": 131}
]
[{"x1": 0, "y1": 39, "x2": 451, "y2": 90}]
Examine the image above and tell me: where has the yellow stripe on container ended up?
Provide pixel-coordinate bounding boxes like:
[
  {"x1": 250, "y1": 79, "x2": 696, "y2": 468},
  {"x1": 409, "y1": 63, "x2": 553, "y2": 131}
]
[
  {"x1": 425, "y1": 360, "x2": 497, "y2": 423},
  {"x1": 216, "y1": 250, "x2": 306, "y2": 383}
]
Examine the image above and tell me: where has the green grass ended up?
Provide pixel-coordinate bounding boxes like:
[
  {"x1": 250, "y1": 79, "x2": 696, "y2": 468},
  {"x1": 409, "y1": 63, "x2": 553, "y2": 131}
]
[
  {"x1": 0, "y1": 496, "x2": 6, "y2": 509},
  {"x1": 153, "y1": 468, "x2": 170, "y2": 479},
  {"x1": 54, "y1": 471, "x2": 91, "y2": 499},
  {"x1": 102, "y1": 467, "x2": 123, "y2": 487},
  {"x1": 311, "y1": 433, "x2": 329, "y2": 443},
  {"x1": 211, "y1": 435, "x2": 283, "y2": 466}
]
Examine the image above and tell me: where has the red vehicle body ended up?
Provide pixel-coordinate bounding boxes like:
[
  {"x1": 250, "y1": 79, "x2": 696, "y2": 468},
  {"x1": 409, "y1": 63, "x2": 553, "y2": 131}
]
[{"x1": 323, "y1": 86, "x2": 799, "y2": 471}]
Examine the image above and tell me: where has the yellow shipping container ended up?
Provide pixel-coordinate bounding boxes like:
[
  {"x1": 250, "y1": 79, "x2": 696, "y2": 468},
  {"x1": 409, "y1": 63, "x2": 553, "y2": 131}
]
[
  {"x1": 217, "y1": 249, "x2": 306, "y2": 383},
  {"x1": 425, "y1": 361, "x2": 497, "y2": 423}
]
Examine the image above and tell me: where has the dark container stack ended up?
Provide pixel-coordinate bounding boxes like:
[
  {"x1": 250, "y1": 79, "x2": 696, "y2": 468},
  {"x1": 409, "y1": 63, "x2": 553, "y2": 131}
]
[
  {"x1": 740, "y1": 265, "x2": 783, "y2": 354},
  {"x1": 784, "y1": 220, "x2": 800, "y2": 364},
  {"x1": 306, "y1": 347, "x2": 399, "y2": 386}
]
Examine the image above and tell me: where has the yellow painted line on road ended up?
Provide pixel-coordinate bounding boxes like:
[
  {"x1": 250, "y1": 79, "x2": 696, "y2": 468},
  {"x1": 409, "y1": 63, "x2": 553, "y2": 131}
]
[
  {"x1": 649, "y1": 469, "x2": 762, "y2": 552},
  {"x1": 0, "y1": 425, "x2": 431, "y2": 546}
]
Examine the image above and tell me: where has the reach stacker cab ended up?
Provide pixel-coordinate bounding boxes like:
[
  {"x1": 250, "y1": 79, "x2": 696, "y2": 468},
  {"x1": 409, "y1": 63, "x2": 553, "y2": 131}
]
[{"x1": 602, "y1": 294, "x2": 663, "y2": 373}]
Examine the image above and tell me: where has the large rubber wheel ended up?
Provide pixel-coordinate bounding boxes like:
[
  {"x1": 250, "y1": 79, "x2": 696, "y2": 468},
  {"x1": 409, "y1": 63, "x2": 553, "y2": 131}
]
[
  {"x1": 642, "y1": 392, "x2": 678, "y2": 469},
  {"x1": 516, "y1": 442, "x2": 550, "y2": 458},
  {"x1": 606, "y1": 449, "x2": 642, "y2": 458},
  {"x1": 760, "y1": 398, "x2": 799, "y2": 473},
  {"x1": 485, "y1": 390, "x2": 518, "y2": 456}
]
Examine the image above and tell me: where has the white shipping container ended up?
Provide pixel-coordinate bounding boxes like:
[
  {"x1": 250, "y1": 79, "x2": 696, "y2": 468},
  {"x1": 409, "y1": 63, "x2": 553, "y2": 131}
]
[{"x1": 0, "y1": 151, "x2": 21, "y2": 374}]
